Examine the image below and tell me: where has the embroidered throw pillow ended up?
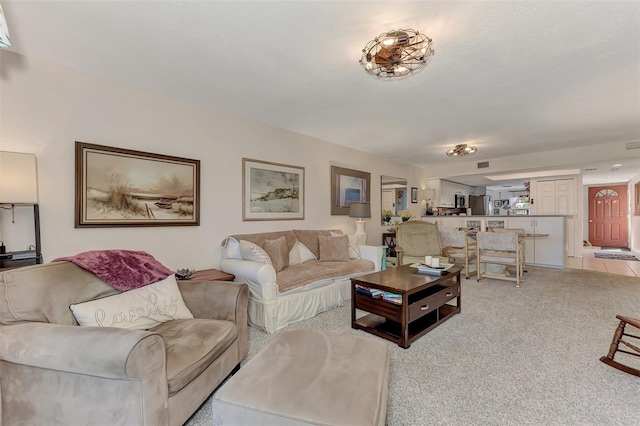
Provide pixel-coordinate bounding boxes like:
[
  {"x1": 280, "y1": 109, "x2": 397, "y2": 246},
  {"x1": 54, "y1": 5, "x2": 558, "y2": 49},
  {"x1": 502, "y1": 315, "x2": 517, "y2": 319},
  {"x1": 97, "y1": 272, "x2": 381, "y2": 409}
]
[
  {"x1": 318, "y1": 235, "x2": 350, "y2": 262},
  {"x1": 69, "y1": 274, "x2": 194, "y2": 330}
]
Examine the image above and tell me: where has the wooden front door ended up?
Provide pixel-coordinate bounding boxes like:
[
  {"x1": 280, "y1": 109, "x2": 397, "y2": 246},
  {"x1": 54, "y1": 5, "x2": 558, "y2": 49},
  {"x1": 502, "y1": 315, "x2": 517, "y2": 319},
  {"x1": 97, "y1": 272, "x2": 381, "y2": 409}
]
[{"x1": 588, "y1": 184, "x2": 628, "y2": 248}]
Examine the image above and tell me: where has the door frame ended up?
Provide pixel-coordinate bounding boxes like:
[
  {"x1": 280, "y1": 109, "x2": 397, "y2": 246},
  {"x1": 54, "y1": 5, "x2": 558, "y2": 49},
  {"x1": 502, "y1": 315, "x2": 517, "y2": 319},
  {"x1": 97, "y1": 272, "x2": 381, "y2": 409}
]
[{"x1": 586, "y1": 184, "x2": 629, "y2": 248}]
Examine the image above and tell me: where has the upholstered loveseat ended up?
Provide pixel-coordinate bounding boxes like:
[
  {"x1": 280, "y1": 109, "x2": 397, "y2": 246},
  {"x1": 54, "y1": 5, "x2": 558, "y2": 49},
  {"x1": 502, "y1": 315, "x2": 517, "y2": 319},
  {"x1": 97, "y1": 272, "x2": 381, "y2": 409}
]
[
  {"x1": 0, "y1": 261, "x2": 249, "y2": 426},
  {"x1": 220, "y1": 229, "x2": 383, "y2": 333}
]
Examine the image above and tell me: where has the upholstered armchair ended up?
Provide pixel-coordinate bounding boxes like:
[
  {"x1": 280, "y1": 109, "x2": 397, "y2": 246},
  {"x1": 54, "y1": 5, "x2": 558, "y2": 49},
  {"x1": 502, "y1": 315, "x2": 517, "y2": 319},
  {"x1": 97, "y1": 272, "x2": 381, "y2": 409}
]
[
  {"x1": 395, "y1": 220, "x2": 444, "y2": 266},
  {"x1": 476, "y1": 231, "x2": 525, "y2": 287},
  {"x1": 440, "y1": 230, "x2": 477, "y2": 279},
  {"x1": 0, "y1": 261, "x2": 249, "y2": 426}
]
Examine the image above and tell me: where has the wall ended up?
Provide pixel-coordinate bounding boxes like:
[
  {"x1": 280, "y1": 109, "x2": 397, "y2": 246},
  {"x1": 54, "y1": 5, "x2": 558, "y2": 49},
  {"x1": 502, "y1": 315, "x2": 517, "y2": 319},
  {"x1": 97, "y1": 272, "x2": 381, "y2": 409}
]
[
  {"x1": 629, "y1": 175, "x2": 640, "y2": 257},
  {"x1": 0, "y1": 51, "x2": 423, "y2": 269}
]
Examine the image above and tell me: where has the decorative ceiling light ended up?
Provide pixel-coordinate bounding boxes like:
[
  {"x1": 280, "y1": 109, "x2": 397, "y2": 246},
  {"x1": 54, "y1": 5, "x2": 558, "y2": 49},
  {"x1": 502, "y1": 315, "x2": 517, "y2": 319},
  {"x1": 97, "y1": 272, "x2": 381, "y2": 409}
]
[
  {"x1": 446, "y1": 144, "x2": 477, "y2": 157},
  {"x1": 360, "y1": 29, "x2": 434, "y2": 79},
  {"x1": 0, "y1": 2, "x2": 11, "y2": 48}
]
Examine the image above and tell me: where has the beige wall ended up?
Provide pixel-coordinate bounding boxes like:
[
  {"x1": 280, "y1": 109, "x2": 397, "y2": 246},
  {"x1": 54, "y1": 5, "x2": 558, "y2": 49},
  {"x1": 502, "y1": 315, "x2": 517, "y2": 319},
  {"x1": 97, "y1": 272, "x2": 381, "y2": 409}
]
[{"x1": 0, "y1": 51, "x2": 423, "y2": 269}]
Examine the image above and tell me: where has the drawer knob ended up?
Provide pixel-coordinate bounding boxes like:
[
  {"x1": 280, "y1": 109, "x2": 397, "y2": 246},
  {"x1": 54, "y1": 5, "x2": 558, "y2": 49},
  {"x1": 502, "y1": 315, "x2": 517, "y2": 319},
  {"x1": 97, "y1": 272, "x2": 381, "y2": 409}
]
[
  {"x1": 420, "y1": 305, "x2": 429, "y2": 311},
  {"x1": 446, "y1": 292, "x2": 453, "y2": 297}
]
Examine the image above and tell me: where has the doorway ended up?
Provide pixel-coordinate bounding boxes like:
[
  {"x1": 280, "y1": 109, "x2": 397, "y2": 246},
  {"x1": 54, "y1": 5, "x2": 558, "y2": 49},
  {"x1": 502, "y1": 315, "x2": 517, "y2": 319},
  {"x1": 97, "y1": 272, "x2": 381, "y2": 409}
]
[{"x1": 588, "y1": 184, "x2": 629, "y2": 248}]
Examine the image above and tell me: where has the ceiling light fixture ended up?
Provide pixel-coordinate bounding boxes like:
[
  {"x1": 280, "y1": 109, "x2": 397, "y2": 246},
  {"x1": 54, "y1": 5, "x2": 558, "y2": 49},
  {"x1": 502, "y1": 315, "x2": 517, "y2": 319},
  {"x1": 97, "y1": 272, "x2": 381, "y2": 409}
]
[
  {"x1": 360, "y1": 29, "x2": 434, "y2": 79},
  {"x1": 446, "y1": 144, "x2": 477, "y2": 157}
]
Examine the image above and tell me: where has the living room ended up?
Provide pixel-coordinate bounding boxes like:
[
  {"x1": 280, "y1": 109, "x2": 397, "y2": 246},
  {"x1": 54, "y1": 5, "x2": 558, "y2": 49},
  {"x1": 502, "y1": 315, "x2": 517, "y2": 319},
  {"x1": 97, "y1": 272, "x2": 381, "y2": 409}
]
[{"x1": 1, "y1": 2, "x2": 639, "y2": 425}]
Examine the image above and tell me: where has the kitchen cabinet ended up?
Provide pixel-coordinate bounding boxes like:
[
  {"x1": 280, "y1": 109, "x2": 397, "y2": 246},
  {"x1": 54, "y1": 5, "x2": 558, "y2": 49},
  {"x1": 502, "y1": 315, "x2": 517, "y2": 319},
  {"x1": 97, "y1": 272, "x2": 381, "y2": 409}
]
[
  {"x1": 532, "y1": 178, "x2": 576, "y2": 215},
  {"x1": 508, "y1": 217, "x2": 565, "y2": 268},
  {"x1": 428, "y1": 179, "x2": 472, "y2": 208}
]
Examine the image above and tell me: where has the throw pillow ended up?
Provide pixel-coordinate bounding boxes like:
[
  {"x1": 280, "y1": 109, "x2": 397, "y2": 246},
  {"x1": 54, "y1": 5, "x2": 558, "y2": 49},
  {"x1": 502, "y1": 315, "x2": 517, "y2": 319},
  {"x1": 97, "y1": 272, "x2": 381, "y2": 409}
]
[
  {"x1": 296, "y1": 241, "x2": 317, "y2": 262},
  {"x1": 289, "y1": 241, "x2": 302, "y2": 265},
  {"x1": 69, "y1": 274, "x2": 194, "y2": 330},
  {"x1": 264, "y1": 236, "x2": 289, "y2": 272},
  {"x1": 318, "y1": 235, "x2": 350, "y2": 262},
  {"x1": 239, "y1": 240, "x2": 272, "y2": 264},
  {"x1": 330, "y1": 231, "x2": 361, "y2": 259}
]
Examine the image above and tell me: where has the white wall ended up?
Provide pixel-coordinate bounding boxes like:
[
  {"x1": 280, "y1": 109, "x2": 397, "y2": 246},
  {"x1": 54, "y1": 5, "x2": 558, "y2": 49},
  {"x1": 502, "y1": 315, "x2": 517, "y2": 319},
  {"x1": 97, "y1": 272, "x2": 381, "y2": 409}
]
[
  {"x1": 0, "y1": 51, "x2": 423, "y2": 269},
  {"x1": 629, "y1": 175, "x2": 640, "y2": 257}
]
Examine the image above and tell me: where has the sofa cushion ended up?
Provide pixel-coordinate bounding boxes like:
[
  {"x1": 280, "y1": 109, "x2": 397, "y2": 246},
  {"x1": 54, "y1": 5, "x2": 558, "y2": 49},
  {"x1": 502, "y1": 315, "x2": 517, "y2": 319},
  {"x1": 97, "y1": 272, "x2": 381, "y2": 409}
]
[
  {"x1": 239, "y1": 240, "x2": 272, "y2": 264},
  {"x1": 318, "y1": 235, "x2": 350, "y2": 262},
  {"x1": 228, "y1": 231, "x2": 297, "y2": 253},
  {"x1": 69, "y1": 275, "x2": 194, "y2": 330},
  {"x1": 276, "y1": 259, "x2": 374, "y2": 293},
  {"x1": 151, "y1": 318, "x2": 238, "y2": 395},
  {"x1": 264, "y1": 236, "x2": 289, "y2": 272},
  {"x1": 331, "y1": 231, "x2": 361, "y2": 258},
  {"x1": 0, "y1": 262, "x2": 118, "y2": 326},
  {"x1": 293, "y1": 229, "x2": 342, "y2": 258}
]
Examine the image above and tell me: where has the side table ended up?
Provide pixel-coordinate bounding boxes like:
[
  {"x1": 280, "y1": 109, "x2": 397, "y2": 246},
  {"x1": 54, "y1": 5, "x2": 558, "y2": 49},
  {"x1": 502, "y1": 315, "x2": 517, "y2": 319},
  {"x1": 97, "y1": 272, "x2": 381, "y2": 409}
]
[{"x1": 189, "y1": 269, "x2": 235, "y2": 282}]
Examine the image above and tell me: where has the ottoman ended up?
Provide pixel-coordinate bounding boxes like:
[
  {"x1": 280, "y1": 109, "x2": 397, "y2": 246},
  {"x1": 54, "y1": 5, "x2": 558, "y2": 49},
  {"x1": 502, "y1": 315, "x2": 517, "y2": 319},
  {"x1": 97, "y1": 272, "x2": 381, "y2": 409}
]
[{"x1": 212, "y1": 329, "x2": 390, "y2": 425}]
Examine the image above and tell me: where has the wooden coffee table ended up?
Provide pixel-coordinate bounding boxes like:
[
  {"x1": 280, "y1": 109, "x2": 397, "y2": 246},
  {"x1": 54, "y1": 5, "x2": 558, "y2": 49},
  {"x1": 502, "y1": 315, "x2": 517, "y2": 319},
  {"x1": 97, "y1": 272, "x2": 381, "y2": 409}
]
[{"x1": 351, "y1": 264, "x2": 462, "y2": 348}]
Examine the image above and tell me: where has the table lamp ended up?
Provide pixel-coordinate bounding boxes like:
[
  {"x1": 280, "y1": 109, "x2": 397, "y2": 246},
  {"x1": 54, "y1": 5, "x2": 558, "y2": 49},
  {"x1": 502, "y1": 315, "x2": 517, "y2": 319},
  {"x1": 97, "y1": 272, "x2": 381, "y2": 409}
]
[{"x1": 349, "y1": 202, "x2": 371, "y2": 245}]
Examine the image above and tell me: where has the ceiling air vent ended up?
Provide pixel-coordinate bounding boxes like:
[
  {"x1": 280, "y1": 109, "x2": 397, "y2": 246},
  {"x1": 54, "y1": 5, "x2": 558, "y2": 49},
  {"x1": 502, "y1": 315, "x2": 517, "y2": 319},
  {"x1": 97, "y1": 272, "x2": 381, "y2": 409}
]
[
  {"x1": 626, "y1": 141, "x2": 640, "y2": 150},
  {"x1": 477, "y1": 161, "x2": 490, "y2": 169}
]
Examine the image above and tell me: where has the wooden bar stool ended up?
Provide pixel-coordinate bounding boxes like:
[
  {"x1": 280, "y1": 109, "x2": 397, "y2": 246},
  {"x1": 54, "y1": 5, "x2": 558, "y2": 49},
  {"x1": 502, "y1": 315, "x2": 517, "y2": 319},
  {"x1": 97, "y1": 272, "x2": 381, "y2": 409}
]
[{"x1": 600, "y1": 315, "x2": 640, "y2": 377}]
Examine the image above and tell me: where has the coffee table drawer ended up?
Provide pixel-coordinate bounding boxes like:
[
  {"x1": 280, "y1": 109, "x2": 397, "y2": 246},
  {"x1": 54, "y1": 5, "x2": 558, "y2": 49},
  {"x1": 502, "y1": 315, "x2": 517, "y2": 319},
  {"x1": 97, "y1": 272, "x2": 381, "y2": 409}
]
[{"x1": 409, "y1": 284, "x2": 459, "y2": 322}]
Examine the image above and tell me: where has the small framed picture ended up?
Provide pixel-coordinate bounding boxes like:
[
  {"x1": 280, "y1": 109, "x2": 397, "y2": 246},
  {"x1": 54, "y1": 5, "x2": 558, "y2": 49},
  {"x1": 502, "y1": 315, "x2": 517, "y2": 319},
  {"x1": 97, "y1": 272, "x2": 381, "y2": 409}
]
[
  {"x1": 493, "y1": 200, "x2": 502, "y2": 208},
  {"x1": 411, "y1": 187, "x2": 418, "y2": 204}
]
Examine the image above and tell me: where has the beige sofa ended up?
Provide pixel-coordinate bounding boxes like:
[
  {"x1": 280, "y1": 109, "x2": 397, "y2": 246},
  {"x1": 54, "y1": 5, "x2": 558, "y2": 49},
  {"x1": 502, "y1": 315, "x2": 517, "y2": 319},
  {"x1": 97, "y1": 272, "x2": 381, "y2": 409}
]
[
  {"x1": 0, "y1": 261, "x2": 249, "y2": 426},
  {"x1": 220, "y1": 229, "x2": 383, "y2": 333}
]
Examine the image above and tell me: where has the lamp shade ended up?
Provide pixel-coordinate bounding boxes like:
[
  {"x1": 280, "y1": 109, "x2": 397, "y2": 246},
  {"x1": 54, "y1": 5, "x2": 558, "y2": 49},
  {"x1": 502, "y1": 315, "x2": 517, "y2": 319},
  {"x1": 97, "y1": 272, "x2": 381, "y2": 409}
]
[
  {"x1": 348, "y1": 202, "x2": 371, "y2": 218},
  {"x1": 0, "y1": 151, "x2": 39, "y2": 203},
  {"x1": 0, "y1": 3, "x2": 11, "y2": 48}
]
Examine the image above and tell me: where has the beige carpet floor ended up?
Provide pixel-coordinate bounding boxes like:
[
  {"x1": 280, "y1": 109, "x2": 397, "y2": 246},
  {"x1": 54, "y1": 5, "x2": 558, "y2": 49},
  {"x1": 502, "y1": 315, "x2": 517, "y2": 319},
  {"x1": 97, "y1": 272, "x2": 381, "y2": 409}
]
[{"x1": 186, "y1": 267, "x2": 640, "y2": 425}]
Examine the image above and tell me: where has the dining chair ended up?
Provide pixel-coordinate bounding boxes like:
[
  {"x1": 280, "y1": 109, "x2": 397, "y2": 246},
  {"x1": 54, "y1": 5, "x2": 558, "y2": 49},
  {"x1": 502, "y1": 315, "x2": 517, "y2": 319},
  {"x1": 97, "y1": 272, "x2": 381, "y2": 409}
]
[
  {"x1": 476, "y1": 231, "x2": 525, "y2": 287},
  {"x1": 440, "y1": 230, "x2": 476, "y2": 279}
]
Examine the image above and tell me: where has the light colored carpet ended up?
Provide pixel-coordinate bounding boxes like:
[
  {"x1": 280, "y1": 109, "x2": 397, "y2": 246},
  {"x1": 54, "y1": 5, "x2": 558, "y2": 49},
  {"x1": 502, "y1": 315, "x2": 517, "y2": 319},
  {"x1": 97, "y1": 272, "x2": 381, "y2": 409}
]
[{"x1": 186, "y1": 267, "x2": 640, "y2": 425}]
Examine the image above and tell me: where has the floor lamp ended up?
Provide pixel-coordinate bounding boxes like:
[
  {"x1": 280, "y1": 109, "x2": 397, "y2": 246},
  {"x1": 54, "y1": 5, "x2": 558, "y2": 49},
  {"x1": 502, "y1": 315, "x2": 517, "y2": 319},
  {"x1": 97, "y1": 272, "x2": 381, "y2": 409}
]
[{"x1": 349, "y1": 202, "x2": 371, "y2": 245}]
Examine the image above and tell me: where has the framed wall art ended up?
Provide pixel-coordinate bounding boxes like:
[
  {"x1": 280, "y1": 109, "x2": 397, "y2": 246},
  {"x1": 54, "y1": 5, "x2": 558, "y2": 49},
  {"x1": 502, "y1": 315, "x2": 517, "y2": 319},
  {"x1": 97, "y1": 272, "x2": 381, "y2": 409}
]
[
  {"x1": 75, "y1": 141, "x2": 200, "y2": 227},
  {"x1": 242, "y1": 158, "x2": 304, "y2": 221},
  {"x1": 330, "y1": 166, "x2": 371, "y2": 215},
  {"x1": 411, "y1": 187, "x2": 418, "y2": 204}
]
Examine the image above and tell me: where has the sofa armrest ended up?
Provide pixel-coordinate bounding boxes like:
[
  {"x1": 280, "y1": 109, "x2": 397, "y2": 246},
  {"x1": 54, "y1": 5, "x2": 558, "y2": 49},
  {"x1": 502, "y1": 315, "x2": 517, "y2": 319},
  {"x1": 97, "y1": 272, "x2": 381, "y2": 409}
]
[
  {"x1": 359, "y1": 245, "x2": 383, "y2": 271},
  {"x1": 0, "y1": 323, "x2": 165, "y2": 379},
  {"x1": 220, "y1": 258, "x2": 278, "y2": 301}
]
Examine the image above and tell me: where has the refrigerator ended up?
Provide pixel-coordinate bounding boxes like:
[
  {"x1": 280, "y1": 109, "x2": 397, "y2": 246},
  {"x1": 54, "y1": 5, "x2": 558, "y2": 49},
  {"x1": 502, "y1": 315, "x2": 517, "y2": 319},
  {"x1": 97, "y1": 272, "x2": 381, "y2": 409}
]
[{"x1": 468, "y1": 195, "x2": 490, "y2": 216}]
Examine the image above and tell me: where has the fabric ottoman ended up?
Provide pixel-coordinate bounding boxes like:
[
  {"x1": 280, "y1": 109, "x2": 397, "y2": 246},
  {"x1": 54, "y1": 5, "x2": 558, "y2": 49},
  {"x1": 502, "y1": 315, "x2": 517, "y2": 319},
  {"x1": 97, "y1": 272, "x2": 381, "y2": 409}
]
[{"x1": 212, "y1": 329, "x2": 390, "y2": 425}]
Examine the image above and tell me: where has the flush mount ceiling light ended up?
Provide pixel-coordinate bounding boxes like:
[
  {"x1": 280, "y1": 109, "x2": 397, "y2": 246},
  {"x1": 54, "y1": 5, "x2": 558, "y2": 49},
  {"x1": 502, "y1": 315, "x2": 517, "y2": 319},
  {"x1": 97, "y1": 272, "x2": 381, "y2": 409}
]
[
  {"x1": 446, "y1": 144, "x2": 477, "y2": 157},
  {"x1": 360, "y1": 29, "x2": 434, "y2": 79}
]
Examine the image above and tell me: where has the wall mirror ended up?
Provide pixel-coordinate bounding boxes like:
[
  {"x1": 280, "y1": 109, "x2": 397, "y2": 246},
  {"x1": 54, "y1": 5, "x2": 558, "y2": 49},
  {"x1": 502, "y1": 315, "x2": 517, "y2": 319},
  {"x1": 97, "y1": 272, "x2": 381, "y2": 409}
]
[{"x1": 381, "y1": 175, "x2": 407, "y2": 225}]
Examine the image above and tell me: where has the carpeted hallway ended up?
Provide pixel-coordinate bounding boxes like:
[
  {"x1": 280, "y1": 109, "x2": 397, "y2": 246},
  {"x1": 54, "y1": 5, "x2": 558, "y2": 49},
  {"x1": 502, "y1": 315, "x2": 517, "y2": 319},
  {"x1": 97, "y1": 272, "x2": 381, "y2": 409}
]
[{"x1": 187, "y1": 267, "x2": 640, "y2": 426}]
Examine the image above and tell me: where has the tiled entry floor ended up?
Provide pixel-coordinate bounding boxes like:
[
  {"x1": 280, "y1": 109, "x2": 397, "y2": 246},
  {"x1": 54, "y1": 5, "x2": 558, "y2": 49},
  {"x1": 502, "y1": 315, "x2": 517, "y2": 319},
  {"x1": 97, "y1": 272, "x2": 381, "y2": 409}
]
[{"x1": 566, "y1": 246, "x2": 640, "y2": 277}]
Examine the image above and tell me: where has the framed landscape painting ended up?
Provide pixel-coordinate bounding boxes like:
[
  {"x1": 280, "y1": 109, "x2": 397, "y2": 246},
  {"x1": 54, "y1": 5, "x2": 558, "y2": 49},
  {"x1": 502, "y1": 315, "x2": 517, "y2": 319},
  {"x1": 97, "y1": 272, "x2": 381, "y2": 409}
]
[
  {"x1": 75, "y1": 142, "x2": 200, "y2": 227},
  {"x1": 242, "y1": 158, "x2": 304, "y2": 221},
  {"x1": 330, "y1": 166, "x2": 371, "y2": 215}
]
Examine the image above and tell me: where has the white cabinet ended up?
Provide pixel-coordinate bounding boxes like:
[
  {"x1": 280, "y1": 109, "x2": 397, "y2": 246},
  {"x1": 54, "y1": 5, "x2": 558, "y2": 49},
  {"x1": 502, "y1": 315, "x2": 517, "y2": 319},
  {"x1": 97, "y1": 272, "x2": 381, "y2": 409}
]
[
  {"x1": 532, "y1": 178, "x2": 576, "y2": 215},
  {"x1": 508, "y1": 217, "x2": 565, "y2": 268},
  {"x1": 429, "y1": 179, "x2": 473, "y2": 208}
]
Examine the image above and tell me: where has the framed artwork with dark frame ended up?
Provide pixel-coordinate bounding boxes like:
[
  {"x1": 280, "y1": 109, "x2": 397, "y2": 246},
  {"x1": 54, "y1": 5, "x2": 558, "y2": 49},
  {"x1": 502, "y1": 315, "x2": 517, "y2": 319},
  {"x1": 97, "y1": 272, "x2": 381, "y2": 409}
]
[
  {"x1": 635, "y1": 182, "x2": 640, "y2": 216},
  {"x1": 75, "y1": 141, "x2": 200, "y2": 227},
  {"x1": 411, "y1": 187, "x2": 418, "y2": 204},
  {"x1": 242, "y1": 158, "x2": 305, "y2": 221},
  {"x1": 330, "y1": 166, "x2": 371, "y2": 215}
]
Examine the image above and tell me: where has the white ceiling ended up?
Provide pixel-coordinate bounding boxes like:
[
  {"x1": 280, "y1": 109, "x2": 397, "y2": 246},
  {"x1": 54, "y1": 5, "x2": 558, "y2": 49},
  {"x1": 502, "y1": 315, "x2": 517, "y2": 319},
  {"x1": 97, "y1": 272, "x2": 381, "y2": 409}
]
[{"x1": 3, "y1": 1, "x2": 639, "y2": 187}]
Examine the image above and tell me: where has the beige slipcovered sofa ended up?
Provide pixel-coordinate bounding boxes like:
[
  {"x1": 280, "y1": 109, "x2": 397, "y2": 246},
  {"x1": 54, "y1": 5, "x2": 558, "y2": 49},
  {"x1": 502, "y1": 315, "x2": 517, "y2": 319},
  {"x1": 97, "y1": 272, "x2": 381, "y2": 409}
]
[
  {"x1": 0, "y1": 261, "x2": 249, "y2": 426},
  {"x1": 220, "y1": 229, "x2": 383, "y2": 333}
]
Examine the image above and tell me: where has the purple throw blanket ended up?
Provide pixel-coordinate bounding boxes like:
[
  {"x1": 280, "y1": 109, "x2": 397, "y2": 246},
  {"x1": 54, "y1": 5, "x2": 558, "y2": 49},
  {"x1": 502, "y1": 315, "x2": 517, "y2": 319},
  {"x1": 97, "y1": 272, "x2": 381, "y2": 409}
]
[{"x1": 53, "y1": 250, "x2": 172, "y2": 292}]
